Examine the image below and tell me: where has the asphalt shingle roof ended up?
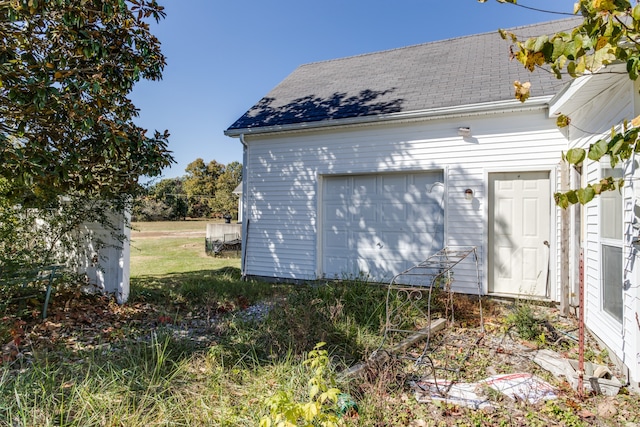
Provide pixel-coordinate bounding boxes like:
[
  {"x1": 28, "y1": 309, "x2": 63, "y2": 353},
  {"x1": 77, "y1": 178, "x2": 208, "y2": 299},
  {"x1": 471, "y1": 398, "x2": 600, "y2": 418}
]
[{"x1": 227, "y1": 18, "x2": 581, "y2": 131}]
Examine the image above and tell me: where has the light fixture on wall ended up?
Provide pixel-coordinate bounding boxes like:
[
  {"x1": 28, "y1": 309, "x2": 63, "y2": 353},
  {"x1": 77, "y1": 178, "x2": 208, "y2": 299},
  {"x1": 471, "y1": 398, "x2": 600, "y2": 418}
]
[
  {"x1": 458, "y1": 127, "x2": 471, "y2": 138},
  {"x1": 464, "y1": 188, "x2": 474, "y2": 200}
]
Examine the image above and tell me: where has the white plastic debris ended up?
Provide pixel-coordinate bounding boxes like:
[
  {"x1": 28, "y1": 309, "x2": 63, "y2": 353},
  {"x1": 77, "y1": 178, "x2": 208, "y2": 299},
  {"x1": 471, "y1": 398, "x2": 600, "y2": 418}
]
[
  {"x1": 412, "y1": 372, "x2": 557, "y2": 409},
  {"x1": 531, "y1": 348, "x2": 622, "y2": 396}
]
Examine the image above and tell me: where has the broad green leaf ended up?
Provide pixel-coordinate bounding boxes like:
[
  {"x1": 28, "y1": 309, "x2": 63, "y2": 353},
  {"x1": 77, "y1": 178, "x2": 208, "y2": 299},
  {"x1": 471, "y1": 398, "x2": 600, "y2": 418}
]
[
  {"x1": 566, "y1": 190, "x2": 579, "y2": 205},
  {"x1": 588, "y1": 139, "x2": 608, "y2": 160},
  {"x1": 571, "y1": 33, "x2": 584, "y2": 51},
  {"x1": 609, "y1": 135, "x2": 625, "y2": 156},
  {"x1": 552, "y1": 38, "x2": 566, "y2": 61},
  {"x1": 309, "y1": 384, "x2": 319, "y2": 399},
  {"x1": 627, "y1": 56, "x2": 638, "y2": 80},
  {"x1": 577, "y1": 186, "x2": 596, "y2": 204},
  {"x1": 590, "y1": 44, "x2": 616, "y2": 69},
  {"x1": 592, "y1": 183, "x2": 603, "y2": 194},
  {"x1": 592, "y1": 0, "x2": 616, "y2": 11},
  {"x1": 555, "y1": 192, "x2": 569, "y2": 209},
  {"x1": 633, "y1": 4, "x2": 640, "y2": 21},
  {"x1": 565, "y1": 148, "x2": 586, "y2": 165},
  {"x1": 533, "y1": 35, "x2": 549, "y2": 52},
  {"x1": 576, "y1": 56, "x2": 586, "y2": 74},
  {"x1": 302, "y1": 402, "x2": 319, "y2": 421}
]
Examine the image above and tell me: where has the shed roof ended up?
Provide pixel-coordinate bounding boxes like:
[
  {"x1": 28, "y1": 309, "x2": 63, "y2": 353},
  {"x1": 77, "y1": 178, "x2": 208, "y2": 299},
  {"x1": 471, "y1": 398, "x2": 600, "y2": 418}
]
[{"x1": 226, "y1": 18, "x2": 581, "y2": 133}]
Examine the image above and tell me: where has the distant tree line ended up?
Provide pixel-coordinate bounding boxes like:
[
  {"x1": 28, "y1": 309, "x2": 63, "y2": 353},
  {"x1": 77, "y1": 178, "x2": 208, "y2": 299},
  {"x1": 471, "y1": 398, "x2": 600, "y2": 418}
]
[{"x1": 133, "y1": 159, "x2": 242, "y2": 221}]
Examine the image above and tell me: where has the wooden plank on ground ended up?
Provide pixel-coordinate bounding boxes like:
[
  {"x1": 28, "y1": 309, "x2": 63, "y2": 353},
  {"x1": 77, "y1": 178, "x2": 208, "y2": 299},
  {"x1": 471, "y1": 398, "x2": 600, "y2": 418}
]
[{"x1": 341, "y1": 318, "x2": 447, "y2": 379}]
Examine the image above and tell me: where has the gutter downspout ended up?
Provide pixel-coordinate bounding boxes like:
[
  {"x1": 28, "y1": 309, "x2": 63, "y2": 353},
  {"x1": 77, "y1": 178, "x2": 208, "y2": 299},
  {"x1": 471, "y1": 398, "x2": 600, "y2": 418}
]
[{"x1": 239, "y1": 134, "x2": 248, "y2": 280}]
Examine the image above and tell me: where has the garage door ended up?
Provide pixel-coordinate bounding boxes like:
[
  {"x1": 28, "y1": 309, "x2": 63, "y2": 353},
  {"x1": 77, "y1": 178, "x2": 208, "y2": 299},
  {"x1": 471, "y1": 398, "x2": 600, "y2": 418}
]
[{"x1": 322, "y1": 171, "x2": 444, "y2": 281}]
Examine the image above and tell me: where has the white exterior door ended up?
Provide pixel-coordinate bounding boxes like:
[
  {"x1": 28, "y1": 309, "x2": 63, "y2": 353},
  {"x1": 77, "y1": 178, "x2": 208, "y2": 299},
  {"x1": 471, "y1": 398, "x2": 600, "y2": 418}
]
[
  {"x1": 322, "y1": 172, "x2": 444, "y2": 281},
  {"x1": 489, "y1": 171, "x2": 550, "y2": 297}
]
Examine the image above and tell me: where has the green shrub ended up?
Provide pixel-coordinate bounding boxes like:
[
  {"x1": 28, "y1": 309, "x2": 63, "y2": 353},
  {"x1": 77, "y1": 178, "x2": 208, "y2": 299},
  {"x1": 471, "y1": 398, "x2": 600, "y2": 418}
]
[
  {"x1": 506, "y1": 301, "x2": 543, "y2": 341},
  {"x1": 260, "y1": 343, "x2": 343, "y2": 427}
]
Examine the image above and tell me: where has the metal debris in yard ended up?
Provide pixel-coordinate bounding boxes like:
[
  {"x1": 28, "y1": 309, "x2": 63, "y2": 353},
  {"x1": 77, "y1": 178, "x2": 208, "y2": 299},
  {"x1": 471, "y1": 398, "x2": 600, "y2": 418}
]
[
  {"x1": 381, "y1": 246, "x2": 482, "y2": 360},
  {"x1": 205, "y1": 233, "x2": 241, "y2": 256},
  {"x1": 375, "y1": 246, "x2": 483, "y2": 385}
]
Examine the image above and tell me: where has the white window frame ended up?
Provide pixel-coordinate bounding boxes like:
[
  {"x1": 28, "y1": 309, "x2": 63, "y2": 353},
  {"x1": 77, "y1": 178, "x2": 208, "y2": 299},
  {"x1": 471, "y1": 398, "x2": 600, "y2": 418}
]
[{"x1": 600, "y1": 164, "x2": 623, "y2": 324}]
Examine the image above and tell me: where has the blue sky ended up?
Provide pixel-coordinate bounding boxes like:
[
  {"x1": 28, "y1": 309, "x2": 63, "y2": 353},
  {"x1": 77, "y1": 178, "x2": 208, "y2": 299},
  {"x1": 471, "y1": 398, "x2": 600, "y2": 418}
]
[{"x1": 130, "y1": 0, "x2": 577, "y2": 179}]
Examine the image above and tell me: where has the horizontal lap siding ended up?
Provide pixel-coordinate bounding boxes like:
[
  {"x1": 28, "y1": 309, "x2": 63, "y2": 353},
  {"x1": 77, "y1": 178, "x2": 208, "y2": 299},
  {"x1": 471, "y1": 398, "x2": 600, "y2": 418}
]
[
  {"x1": 244, "y1": 109, "x2": 566, "y2": 289},
  {"x1": 568, "y1": 78, "x2": 633, "y2": 369}
]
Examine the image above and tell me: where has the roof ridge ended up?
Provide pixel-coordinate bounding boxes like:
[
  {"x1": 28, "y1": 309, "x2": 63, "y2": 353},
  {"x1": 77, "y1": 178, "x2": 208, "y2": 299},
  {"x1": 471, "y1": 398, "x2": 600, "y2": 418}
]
[{"x1": 297, "y1": 16, "x2": 582, "y2": 69}]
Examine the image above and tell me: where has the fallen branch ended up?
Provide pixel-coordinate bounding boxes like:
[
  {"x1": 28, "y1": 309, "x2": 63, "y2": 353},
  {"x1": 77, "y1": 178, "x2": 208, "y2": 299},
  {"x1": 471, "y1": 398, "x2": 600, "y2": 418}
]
[{"x1": 341, "y1": 318, "x2": 447, "y2": 379}]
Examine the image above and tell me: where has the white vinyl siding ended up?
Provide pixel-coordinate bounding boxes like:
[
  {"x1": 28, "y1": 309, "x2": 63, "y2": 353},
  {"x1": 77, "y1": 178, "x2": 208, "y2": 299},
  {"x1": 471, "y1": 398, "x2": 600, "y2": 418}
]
[
  {"x1": 565, "y1": 76, "x2": 639, "y2": 385},
  {"x1": 243, "y1": 108, "x2": 566, "y2": 293}
]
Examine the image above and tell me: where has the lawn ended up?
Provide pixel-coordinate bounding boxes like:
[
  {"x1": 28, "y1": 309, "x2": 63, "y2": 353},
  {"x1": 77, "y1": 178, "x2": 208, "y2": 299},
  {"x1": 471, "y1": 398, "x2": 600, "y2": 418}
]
[
  {"x1": 131, "y1": 219, "x2": 211, "y2": 233},
  {"x1": 1, "y1": 221, "x2": 639, "y2": 426},
  {"x1": 130, "y1": 223, "x2": 239, "y2": 277}
]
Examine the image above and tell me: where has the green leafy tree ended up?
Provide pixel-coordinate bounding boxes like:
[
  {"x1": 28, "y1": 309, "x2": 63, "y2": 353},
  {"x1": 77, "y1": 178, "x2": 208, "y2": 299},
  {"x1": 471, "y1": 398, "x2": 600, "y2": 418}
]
[
  {"x1": 486, "y1": 0, "x2": 640, "y2": 207},
  {"x1": 133, "y1": 177, "x2": 187, "y2": 221},
  {"x1": 213, "y1": 161, "x2": 242, "y2": 219},
  {"x1": 150, "y1": 177, "x2": 187, "y2": 220},
  {"x1": 0, "y1": 1, "x2": 172, "y2": 279},
  {"x1": 183, "y1": 158, "x2": 223, "y2": 218},
  {"x1": 0, "y1": 0, "x2": 174, "y2": 207}
]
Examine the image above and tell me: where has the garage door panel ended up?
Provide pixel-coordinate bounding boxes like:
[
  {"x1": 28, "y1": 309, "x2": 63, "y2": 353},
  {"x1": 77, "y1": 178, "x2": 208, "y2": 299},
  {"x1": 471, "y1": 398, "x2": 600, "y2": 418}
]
[
  {"x1": 356, "y1": 206, "x2": 377, "y2": 223},
  {"x1": 353, "y1": 176, "x2": 376, "y2": 197},
  {"x1": 325, "y1": 256, "x2": 351, "y2": 278},
  {"x1": 382, "y1": 175, "x2": 407, "y2": 193},
  {"x1": 324, "y1": 229, "x2": 348, "y2": 249},
  {"x1": 322, "y1": 172, "x2": 444, "y2": 281},
  {"x1": 324, "y1": 202, "x2": 348, "y2": 221},
  {"x1": 382, "y1": 202, "x2": 407, "y2": 222},
  {"x1": 325, "y1": 179, "x2": 349, "y2": 198}
]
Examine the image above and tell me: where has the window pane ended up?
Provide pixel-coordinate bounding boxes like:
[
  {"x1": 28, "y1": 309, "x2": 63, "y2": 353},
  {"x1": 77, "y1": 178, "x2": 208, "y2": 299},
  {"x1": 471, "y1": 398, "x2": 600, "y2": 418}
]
[
  {"x1": 600, "y1": 167, "x2": 622, "y2": 239},
  {"x1": 602, "y1": 244, "x2": 623, "y2": 323}
]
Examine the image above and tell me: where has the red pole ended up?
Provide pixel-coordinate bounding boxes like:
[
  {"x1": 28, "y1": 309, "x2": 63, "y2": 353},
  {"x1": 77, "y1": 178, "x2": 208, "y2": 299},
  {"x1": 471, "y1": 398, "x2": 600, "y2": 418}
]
[{"x1": 578, "y1": 248, "x2": 585, "y2": 398}]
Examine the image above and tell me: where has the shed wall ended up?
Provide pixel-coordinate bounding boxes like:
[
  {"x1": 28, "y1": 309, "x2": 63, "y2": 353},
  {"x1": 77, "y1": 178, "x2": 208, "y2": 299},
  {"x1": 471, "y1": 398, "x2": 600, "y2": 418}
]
[{"x1": 243, "y1": 109, "x2": 566, "y2": 294}]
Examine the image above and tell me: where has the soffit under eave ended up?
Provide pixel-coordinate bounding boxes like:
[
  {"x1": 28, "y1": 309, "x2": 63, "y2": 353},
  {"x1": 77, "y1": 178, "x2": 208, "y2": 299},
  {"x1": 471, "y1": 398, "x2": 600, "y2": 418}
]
[{"x1": 549, "y1": 64, "x2": 628, "y2": 118}]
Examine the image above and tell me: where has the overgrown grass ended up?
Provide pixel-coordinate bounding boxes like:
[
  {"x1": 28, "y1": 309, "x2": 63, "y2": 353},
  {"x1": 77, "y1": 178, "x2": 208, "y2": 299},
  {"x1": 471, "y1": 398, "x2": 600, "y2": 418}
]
[
  {"x1": 2, "y1": 222, "x2": 639, "y2": 426},
  {"x1": 0, "y1": 279, "x2": 396, "y2": 425}
]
